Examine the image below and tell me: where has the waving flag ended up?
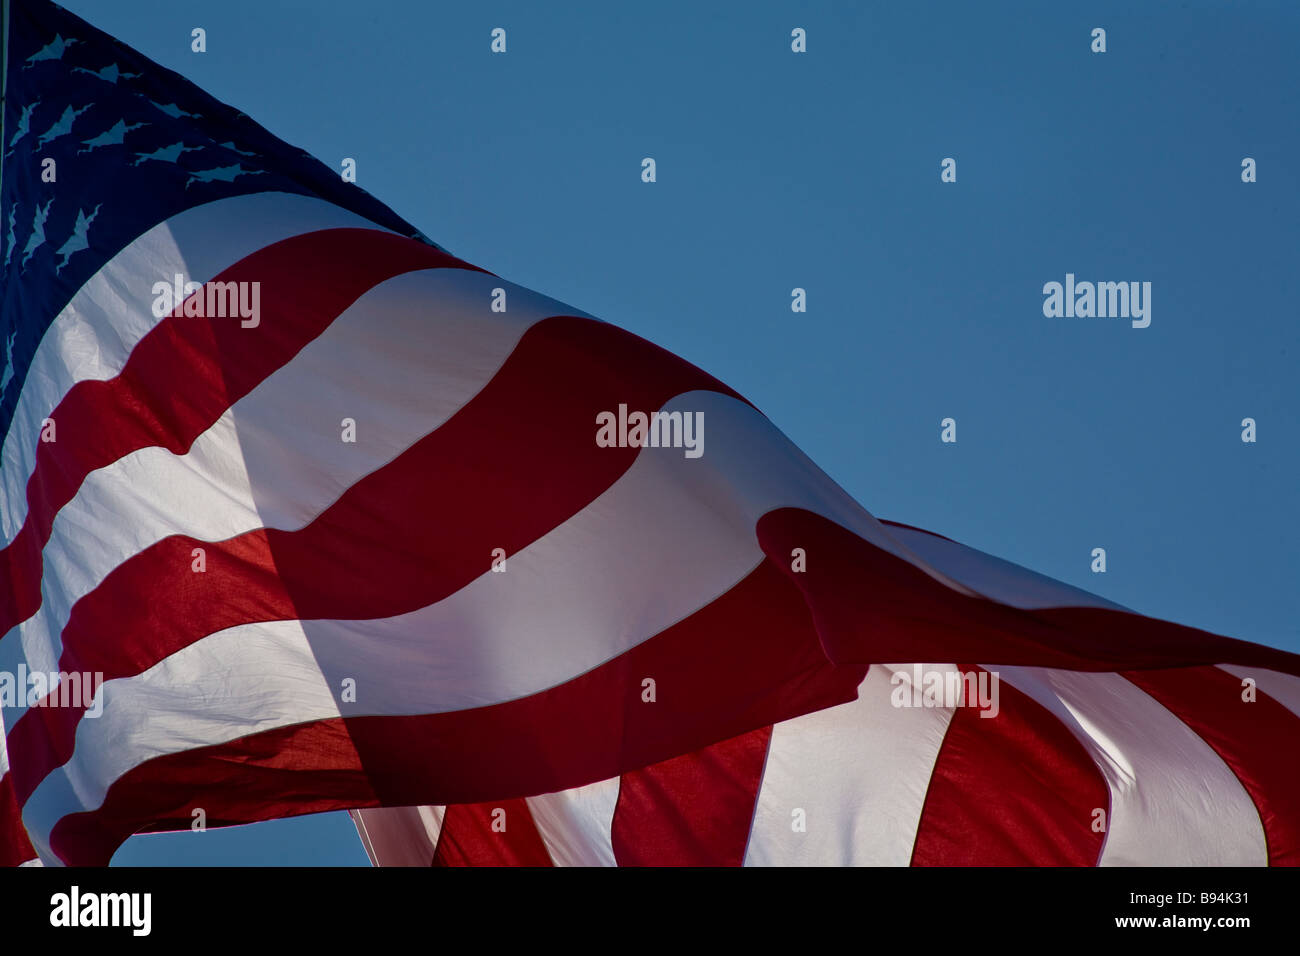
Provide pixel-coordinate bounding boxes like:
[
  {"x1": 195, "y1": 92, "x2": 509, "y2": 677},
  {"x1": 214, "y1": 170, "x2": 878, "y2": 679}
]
[
  {"x1": 2, "y1": 0, "x2": 1298, "y2": 868},
  {"x1": 352, "y1": 518, "x2": 1300, "y2": 867}
]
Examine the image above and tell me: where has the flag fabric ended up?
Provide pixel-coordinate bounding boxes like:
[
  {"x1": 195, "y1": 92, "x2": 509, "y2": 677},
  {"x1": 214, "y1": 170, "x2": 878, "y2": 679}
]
[
  {"x1": 0, "y1": 705, "x2": 37, "y2": 865},
  {"x1": 351, "y1": 519, "x2": 1300, "y2": 867},
  {"x1": 2, "y1": 0, "x2": 1298, "y2": 867}
]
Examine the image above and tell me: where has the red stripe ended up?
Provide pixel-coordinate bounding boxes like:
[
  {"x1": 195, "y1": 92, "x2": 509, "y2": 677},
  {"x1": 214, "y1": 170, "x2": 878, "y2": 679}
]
[
  {"x1": 909, "y1": 666, "x2": 1109, "y2": 866},
  {"x1": 1123, "y1": 666, "x2": 1300, "y2": 867},
  {"x1": 46, "y1": 559, "x2": 862, "y2": 864},
  {"x1": 8, "y1": 315, "x2": 746, "y2": 806},
  {"x1": 0, "y1": 228, "x2": 479, "y2": 636},
  {"x1": 50, "y1": 719, "x2": 372, "y2": 865},
  {"x1": 0, "y1": 773, "x2": 37, "y2": 866},
  {"x1": 432, "y1": 800, "x2": 553, "y2": 866},
  {"x1": 611, "y1": 726, "x2": 772, "y2": 866},
  {"x1": 756, "y1": 507, "x2": 1300, "y2": 675}
]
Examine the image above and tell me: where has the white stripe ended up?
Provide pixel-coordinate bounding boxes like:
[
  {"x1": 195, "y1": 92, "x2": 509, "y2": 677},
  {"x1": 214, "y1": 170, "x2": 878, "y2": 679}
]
[
  {"x1": 1, "y1": 191, "x2": 400, "y2": 544},
  {"x1": 881, "y1": 524, "x2": 1127, "y2": 611},
  {"x1": 0, "y1": 705, "x2": 10, "y2": 777},
  {"x1": 1219, "y1": 665, "x2": 1300, "y2": 720},
  {"x1": 995, "y1": 666, "x2": 1268, "y2": 866},
  {"x1": 350, "y1": 810, "x2": 380, "y2": 864},
  {"x1": 743, "y1": 663, "x2": 957, "y2": 866},
  {"x1": 12, "y1": 268, "x2": 567, "y2": 680},
  {"x1": 350, "y1": 806, "x2": 444, "y2": 867},
  {"x1": 526, "y1": 778, "x2": 621, "y2": 866},
  {"x1": 24, "y1": 621, "x2": 342, "y2": 863},
  {"x1": 24, "y1": 391, "x2": 931, "y2": 846}
]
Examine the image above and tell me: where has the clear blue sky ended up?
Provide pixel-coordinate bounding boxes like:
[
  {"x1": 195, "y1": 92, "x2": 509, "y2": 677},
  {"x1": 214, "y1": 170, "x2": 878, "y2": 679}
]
[{"x1": 48, "y1": 0, "x2": 1299, "y2": 865}]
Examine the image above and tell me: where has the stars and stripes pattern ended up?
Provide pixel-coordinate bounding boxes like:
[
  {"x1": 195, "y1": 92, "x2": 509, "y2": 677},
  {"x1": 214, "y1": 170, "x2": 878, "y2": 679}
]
[{"x1": 2, "y1": 0, "x2": 1298, "y2": 867}]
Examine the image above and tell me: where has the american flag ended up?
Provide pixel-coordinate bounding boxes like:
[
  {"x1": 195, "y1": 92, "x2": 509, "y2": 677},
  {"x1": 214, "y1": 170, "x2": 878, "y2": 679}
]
[{"x1": 2, "y1": 0, "x2": 1298, "y2": 867}]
